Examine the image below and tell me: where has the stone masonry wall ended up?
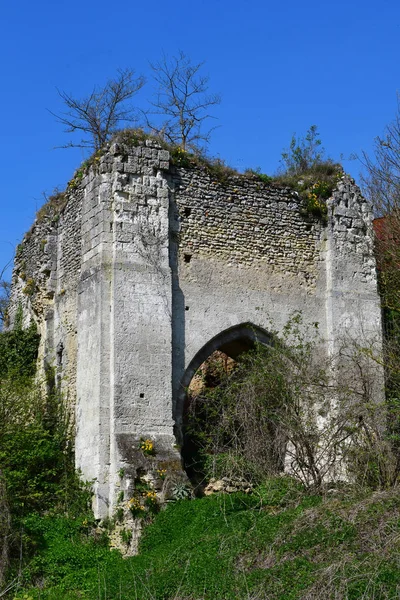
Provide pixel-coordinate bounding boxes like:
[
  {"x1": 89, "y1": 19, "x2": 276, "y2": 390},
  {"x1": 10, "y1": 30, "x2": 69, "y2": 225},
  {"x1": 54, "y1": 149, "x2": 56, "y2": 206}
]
[
  {"x1": 8, "y1": 136, "x2": 384, "y2": 517},
  {"x1": 8, "y1": 188, "x2": 82, "y2": 406},
  {"x1": 172, "y1": 166, "x2": 321, "y2": 284}
]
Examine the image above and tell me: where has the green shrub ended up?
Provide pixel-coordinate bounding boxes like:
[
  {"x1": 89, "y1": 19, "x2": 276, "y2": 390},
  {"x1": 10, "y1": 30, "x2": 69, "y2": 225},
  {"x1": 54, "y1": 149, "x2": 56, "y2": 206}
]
[
  {"x1": 0, "y1": 324, "x2": 94, "y2": 588},
  {"x1": 244, "y1": 167, "x2": 273, "y2": 183},
  {"x1": 280, "y1": 125, "x2": 324, "y2": 175},
  {"x1": 275, "y1": 126, "x2": 343, "y2": 221},
  {"x1": 0, "y1": 321, "x2": 39, "y2": 378}
]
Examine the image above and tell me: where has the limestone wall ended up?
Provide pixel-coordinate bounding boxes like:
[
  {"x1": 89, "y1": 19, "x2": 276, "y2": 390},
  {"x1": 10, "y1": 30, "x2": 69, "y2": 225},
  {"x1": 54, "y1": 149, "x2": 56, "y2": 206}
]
[
  {"x1": 8, "y1": 136, "x2": 383, "y2": 516},
  {"x1": 8, "y1": 189, "x2": 82, "y2": 402}
]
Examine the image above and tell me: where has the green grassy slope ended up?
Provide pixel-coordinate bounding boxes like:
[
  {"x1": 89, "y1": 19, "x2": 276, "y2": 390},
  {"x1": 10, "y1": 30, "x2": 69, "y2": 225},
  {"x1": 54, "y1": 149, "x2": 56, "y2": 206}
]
[{"x1": 11, "y1": 478, "x2": 400, "y2": 600}]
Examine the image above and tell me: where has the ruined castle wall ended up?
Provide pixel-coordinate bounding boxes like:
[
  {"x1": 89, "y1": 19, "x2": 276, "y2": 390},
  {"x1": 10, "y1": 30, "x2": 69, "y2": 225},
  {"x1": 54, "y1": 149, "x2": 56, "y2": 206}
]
[
  {"x1": 327, "y1": 177, "x2": 381, "y2": 345},
  {"x1": 8, "y1": 187, "x2": 83, "y2": 408},
  {"x1": 8, "y1": 138, "x2": 384, "y2": 516},
  {"x1": 52, "y1": 188, "x2": 83, "y2": 402},
  {"x1": 169, "y1": 165, "x2": 328, "y2": 417},
  {"x1": 72, "y1": 143, "x2": 178, "y2": 515}
]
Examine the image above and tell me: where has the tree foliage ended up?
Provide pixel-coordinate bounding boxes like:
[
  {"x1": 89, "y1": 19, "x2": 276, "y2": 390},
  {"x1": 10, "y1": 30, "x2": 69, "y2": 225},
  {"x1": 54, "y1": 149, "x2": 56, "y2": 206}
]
[
  {"x1": 0, "y1": 279, "x2": 10, "y2": 328},
  {"x1": 0, "y1": 311, "x2": 39, "y2": 378},
  {"x1": 0, "y1": 324, "x2": 92, "y2": 589},
  {"x1": 280, "y1": 125, "x2": 326, "y2": 175},
  {"x1": 0, "y1": 259, "x2": 12, "y2": 328}
]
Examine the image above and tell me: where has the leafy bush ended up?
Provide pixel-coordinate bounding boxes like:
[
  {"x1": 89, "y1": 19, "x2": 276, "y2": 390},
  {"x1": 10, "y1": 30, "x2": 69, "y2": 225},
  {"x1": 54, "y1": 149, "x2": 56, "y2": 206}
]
[
  {"x1": 0, "y1": 323, "x2": 93, "y2": 590},
  {"x1": 185, "y1": 315, "x2": 398, "y2": 492},
  {"x1": 0, "y1": 319, "x2": 39, "y2": 378},
  {"x1": 280, "y1": 125, "x2": 325, "y2": 175}
]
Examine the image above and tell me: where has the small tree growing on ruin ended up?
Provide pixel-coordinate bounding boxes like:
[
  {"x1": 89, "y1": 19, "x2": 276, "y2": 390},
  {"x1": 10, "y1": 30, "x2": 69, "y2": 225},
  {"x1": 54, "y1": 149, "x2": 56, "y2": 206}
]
[
  {"x1": 144, "y1": 51, "x2": 221, "y2": 152},
  {"x1": 51, "y1": 68, "x2": 146, "y2": 151},
  {"x1": 280, "y1": 125, "x2": 326, "y2": 175}
]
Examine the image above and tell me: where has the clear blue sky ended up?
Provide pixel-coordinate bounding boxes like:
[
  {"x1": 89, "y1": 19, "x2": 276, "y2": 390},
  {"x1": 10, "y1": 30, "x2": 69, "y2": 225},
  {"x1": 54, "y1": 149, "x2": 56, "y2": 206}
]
[{"x1": 1, "y1": 0, "x2": 399, "y2": 277}]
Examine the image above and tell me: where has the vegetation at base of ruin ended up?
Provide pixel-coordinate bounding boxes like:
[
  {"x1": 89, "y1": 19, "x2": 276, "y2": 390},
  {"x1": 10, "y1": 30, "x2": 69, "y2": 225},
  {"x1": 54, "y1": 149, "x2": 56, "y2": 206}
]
[
  {"x1": 8, "y1": 483, "x2": 400, "y2": 599},
  {"x1": 184, "y1": 315, "x2": 400, "y2": 493},
  {"x1": 0, "y1": 322, "x2": 95, "y2": 594},
  {"x1": 2, "y1": 314, "x2": 400, "y2": 598}
]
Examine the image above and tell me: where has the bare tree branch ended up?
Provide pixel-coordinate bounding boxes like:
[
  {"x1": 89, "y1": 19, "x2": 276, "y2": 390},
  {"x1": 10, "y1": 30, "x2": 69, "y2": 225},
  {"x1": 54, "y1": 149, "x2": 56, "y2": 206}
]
[
  {"x1": 361, "y1": 95, "x2": 400, "y2": 315},
  {"x1": 50, "y1": 68, "x2": 145, "y2": 151},
  {"x1": 144, "y1": 51, "x2": 221, "y2": 152}
]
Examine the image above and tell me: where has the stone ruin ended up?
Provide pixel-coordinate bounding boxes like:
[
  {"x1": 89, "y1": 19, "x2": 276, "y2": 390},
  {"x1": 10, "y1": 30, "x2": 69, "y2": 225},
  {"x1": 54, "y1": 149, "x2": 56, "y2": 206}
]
[{"x1": 8, "y1": 135, "x2": 384, "y2": 517}]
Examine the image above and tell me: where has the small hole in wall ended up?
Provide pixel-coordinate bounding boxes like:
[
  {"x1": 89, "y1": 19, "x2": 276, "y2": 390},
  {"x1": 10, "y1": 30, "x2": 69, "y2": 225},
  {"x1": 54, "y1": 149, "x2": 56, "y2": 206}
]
[
  {"x1": 185, "y1": 306, "x2": 189, "y2": 311},
  {"x1": 184, "y1": 207, "x2": 192, "y2": 217},
  {"x1": 56, "y1": 342, "x2": 64, "y2": 368},
  {"x1": 139, "y1": 393, "x2": 145, "y2": 398},
  {"x1": 110, "y1": 222, "x2": 113, "y2": 232},
  {"x1": 119, "y1": 222, "x2": 123, "y2": 230},
  {"x1": 184, "y1": 253, "x2": 192, "y2": 263}
]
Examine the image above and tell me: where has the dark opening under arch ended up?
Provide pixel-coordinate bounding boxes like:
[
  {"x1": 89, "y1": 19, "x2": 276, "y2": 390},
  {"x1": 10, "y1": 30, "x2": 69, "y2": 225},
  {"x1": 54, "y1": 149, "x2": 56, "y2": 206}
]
[{"x1": 175, "y1": 322, "x2": 274, "y2": 440}]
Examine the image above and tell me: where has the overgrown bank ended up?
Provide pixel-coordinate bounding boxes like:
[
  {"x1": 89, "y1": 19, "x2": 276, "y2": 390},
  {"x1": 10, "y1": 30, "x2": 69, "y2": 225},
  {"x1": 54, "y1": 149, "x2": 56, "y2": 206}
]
[
  {"x1": 0, "y1": 312, "x2": 93, "y2": 596},
  {"x1": 9, "y1": 480, "x2": 400, "y2": 600},
  {"x1": 2, "y1": 315, "x2": 400, "y2": 599}
]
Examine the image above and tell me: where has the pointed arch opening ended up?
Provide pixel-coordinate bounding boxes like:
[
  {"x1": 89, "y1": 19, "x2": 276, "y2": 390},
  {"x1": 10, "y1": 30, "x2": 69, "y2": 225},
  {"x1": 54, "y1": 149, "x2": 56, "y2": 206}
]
[{"x1": 175, "y1": 323, "x2": 275, "y2": 488}]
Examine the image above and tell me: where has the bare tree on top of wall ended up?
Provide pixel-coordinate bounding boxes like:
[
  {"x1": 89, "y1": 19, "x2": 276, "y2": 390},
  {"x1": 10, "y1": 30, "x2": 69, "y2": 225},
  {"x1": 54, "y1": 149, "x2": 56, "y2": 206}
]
[
  {"x1": 50, "y1": 69, "x2": 146, "y2": 151},
  {"x1": 144, "y1": 51, "x2": 221, "y2": 152}
]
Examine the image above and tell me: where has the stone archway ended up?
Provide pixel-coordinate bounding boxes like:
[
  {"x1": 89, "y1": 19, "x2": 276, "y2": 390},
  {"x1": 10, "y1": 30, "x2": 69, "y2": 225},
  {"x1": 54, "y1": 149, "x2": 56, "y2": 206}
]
[{"x1": 175, "y1": 323, "x2": 274, "y2": 483}]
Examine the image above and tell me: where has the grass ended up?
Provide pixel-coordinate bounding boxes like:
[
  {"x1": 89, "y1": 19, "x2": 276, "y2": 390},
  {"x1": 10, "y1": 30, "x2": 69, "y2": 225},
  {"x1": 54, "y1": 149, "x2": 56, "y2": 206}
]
[
  {"x1": 9, "y1": 478, "x2": 400, "y2": 600},
  {"x1": 34, "y1": 189, "x2": 68, "y2": 225}
]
